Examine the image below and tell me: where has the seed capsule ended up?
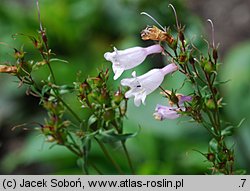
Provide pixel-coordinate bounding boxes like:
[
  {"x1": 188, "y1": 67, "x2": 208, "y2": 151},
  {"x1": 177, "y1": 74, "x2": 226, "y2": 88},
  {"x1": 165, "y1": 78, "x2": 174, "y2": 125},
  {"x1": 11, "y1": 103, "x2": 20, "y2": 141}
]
[
  {"x1": 0, "y1": 65, "x2": 17, "y2": 74},
  {"x1": 141, "y1": 26, "x2": 175, "y2": 44}
]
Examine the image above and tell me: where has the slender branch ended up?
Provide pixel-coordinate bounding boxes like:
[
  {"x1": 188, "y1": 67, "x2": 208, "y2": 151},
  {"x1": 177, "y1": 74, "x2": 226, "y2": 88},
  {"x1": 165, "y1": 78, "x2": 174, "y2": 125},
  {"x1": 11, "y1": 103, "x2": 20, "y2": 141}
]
[
  {"x1": 47, "y1": 62, "x2": 57, "y2": 84},
  {"x1": 64, "y1": 143, "x2": 82, "y2": 157},
  {"x1": 95, "y1": 137, "x2": 124, "y2": 174},
  {"x1": 111, "y1": 120, "x2": 135, "y2": 174},
  {"x1": 121, "y1": 141, "x2": 135, "y2": 174},
  {"x1": 90, "y1": 162, "x2": 103, "y2": 175},
  {"x1": 57, "y1": 96, "x2": 82, "y2": 123}
]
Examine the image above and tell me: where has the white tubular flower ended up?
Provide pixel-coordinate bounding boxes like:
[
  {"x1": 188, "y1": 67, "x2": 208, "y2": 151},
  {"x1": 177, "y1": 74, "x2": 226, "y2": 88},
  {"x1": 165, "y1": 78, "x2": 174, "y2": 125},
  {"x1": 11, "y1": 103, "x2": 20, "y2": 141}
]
[
  {"x1": 104, "y1": 44, "x2": 163, "y2": 80},
  {"x1": 121, "y1": 63, "x2": 178, "y2": 106}
]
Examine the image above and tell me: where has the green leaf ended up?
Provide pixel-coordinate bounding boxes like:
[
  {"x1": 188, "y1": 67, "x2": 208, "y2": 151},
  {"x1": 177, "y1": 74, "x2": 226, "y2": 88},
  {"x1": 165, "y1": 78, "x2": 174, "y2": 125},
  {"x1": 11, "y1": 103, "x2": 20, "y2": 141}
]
[
  {"x1": 236, "y1": 118, "x2": 246, "y2": 128},
  {"x1": 30, "y1": 85, "x2": 42, "y2": 97},
  {"x1": 82, "y1": 136, "x2": 92, "y2": 152},
  {"x1": 221, "y1": 118, "x2": 246, "y2": 136},
  {"x1": 88, "y1": 115, "x2": 97, "y2": 127},
  {"x1": 234, "y1": 169, "x2": 246, "y2": 175},
  {"x1": 209, "y1": 138, "x2": 218, "y2": 153},
  {"x1": 49, "y1": 58, "x2": 69, "y2": 64},
  {"x1": 41, "y1": 84, "x2": 51, "y2": 96},
  {"x1": 96, "y1": 129, "x2": 138, "y2": 143},
  {"x1": 221, "y1": 126, "x2": 234, "y2": 136},
  {"x1": 58, "y1": 85, "x2": 75, "y2": 94},
  {"x1": 214, "y1": 79, "x2": 231, "y2": 85}
]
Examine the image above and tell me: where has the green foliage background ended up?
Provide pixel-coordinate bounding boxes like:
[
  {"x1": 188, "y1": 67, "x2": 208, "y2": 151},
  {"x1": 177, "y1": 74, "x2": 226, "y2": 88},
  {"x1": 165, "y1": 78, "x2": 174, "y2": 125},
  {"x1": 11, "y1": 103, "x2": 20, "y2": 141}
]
[{"x1": 0, "y1": 0, "x2": 249, "y2": 174}]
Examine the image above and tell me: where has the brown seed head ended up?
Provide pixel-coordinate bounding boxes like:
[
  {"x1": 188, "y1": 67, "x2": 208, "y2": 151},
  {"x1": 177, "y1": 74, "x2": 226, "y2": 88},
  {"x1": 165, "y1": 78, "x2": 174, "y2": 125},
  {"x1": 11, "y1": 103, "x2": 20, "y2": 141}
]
[
  {"x1": 0, "y1": 65, "x2": 17, "y2": 74},
  {"x1": 141, "y1": 26, "x2": 167, "y2": 41}
]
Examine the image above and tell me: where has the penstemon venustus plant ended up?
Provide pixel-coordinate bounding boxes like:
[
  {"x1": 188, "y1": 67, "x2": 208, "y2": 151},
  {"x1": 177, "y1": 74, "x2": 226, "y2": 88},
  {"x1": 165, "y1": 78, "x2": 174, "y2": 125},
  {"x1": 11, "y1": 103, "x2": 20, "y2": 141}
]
[{"x1": 0, "y1": 1, "x2": 244, "y2": 174}]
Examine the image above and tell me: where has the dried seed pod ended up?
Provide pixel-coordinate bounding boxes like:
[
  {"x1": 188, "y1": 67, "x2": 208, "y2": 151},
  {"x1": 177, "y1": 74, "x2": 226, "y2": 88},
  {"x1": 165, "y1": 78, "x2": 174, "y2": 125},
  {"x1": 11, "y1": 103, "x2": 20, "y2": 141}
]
[
  {"x1": 0, "y1": 65, "x2": 17, "y2": 74},
  {"x1": 141, "y1": 26, "x2": 166, "y2": 41},
  {"x1": 141, "y1": 26, "x2": 174, "y2": 43}
]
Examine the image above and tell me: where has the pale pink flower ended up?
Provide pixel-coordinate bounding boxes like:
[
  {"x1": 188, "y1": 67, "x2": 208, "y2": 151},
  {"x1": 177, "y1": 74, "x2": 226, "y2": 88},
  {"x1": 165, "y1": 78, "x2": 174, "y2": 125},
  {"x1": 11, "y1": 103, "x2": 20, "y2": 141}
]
[
  {"x1": 153, "y1": 94, "x2": 192, "y2": 120},
  {"x1": 153, "y1": 105, "x2": 181, "y2": 120}
]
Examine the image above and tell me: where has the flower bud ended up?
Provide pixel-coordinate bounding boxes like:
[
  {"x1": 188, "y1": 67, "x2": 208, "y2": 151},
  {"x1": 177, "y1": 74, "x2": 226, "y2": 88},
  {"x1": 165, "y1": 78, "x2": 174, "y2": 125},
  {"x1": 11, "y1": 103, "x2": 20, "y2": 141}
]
[
  {"x1": 36, "y1": 60, "x2": 47, "y2": 66},
  {"x1": 87, "y1": 92, "x2": 98, "y2": 105},
  {"x1": 205, "y1": 99, "x2": 216, "y2": 110},
  {"x1": 78, "y1": 83, "x2": 88, "y2": 100},
  {"x1": 39, "y1": 29, "x2": 48, "y2": 45},
  {"x1": 14, "y1": 49, "x2": 25, "y2": 60},
  {"x1": 79, "y1": 80, "x2": 91, "y2": 94},
  {"x1": 43, "y1": 100, "x2": 64, "y2": 115},
  {"x1": 218, "y1": 152, "x2": 227, "y2": 162},
  {"x1": 167, "y1": 38, "x2": 177, "y2": 51},
  {"x1": 213, "y1": 48, "x2": 218, "y2": 62},
  {"x1": 76, "y1": 130, "x2": 85, "y2": 138},
  {"x1": 178, "y1": 30, "x2": 185, "y2": 43},
  {"x1": 99, "y1": 69, "x2": 109, "y2": 81},
  {"x1": 98, "y1": 88, "x2": 110, "y2": 105},
  {"x1": 178, "y1": 52, "x2": 188, "y2": 64},
  {"x1": 204, "y1": 61, "x2": 213, "y2": 73},
  {"x1": 201, "y1": 58, "x2": 213, "y2": 73},
  {"x1": 35, "y1": 39, "x2": 43, "y2": 50},
  {"x1": 42, "y1": 125, "x2": 54, "y2": 135},
  {"x1": 103, "y1": 108, "x2": 115, "y2": 121},
  {"x1": 93, "y1": 75, "x2": 103, "y2": 88},
  {"x1": 228, "y1": 154, "x2": 234, "y2": 163},
  {"x1": 46, "y1": 135, "x2": 55, "y2": 142},
  {"x1": 206, "y1": 153, "x2": 215, "y2": 162},
  {"x1": 113, "y1": 89, "x2": 124, "y2": 104}
]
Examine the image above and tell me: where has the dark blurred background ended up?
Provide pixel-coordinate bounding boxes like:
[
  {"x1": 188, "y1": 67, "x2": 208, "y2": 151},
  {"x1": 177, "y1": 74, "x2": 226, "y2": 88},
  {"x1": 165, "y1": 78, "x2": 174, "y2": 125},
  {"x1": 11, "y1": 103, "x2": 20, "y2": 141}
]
[{"x1": 0, "y1": 0, "x2": 249, "y2": 174}]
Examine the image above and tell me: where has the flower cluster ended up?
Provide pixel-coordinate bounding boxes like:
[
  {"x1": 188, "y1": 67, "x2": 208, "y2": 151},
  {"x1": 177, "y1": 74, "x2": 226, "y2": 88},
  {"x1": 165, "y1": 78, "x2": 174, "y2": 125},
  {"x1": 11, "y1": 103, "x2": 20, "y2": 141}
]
[
  {"x1": 104, "y1": 24, "x2": 192, "y2": 120},
  {"x1": 104, "y1": 7, "x2": 237, "y2": 174},
  {"x1": 104, "y1": 44, "x2": 186, "y2": 117}
]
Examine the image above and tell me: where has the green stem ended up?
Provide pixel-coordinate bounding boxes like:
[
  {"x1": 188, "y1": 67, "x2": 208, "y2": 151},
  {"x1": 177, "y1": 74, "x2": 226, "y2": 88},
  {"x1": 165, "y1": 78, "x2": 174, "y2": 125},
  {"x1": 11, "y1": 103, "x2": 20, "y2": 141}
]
[
  {"x1": 95, "y1": 137, "x2": 124, "y2": 174},
  {"x1": 82, "y1": 161, "x2": 89, "y2": 175},
  {"x1": 67, "y1": 132, "x2": 83, "y2": 155},
  {"x1": 57, "y1": 96, "x2": 82, "y2": 123},
  {"x1": 32, "y1": 79, "x2": 82, "y2": 124},
  {"x1": 47, "y1": 62, "x2": 56, "y2": 84},
  {"x1": 90, "y1": 162, "x2": 103, "y2": 175},
  {"x1": 111, "y1": 120, "x2": 135, "y2": 174},
  {"x1": 121, "y1": 141, "x2": 135, "y2": 174},
  {"x1": 39, "y1": 46, "x2": 82, "y2": 124},
  {"x1": 205, "y1": 109, "x2": 219, "y2": 137},
  {"x1": 203, "y1": 71, "x2": 221, "y2": 133},
  {"x1": 64, "y1": 143, "x2": 82, "y2": 157}
]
